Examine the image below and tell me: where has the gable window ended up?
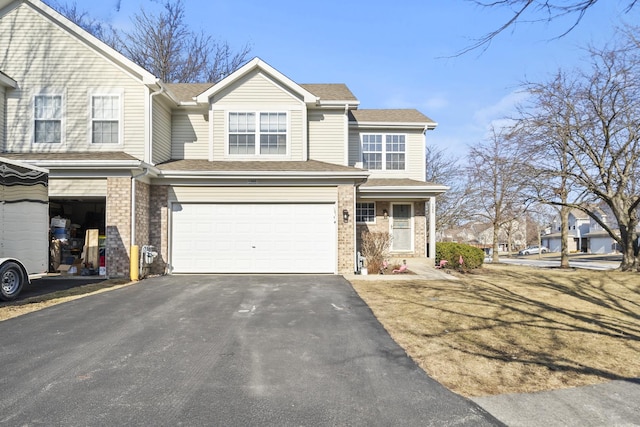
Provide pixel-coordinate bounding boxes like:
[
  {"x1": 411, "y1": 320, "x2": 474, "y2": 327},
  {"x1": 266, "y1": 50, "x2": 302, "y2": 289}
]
[
  {"x1": 34, "y1": 94, "x2": 62, "y2": 143},
  {"x1": 91, "y1": 94, "x2": 120, "y2": 144},
  {"x1": 228, "y1": 112, "x2": 287, "y2": 156},
  {"x1": 356, "y1": 202, "x2": 376, "y2": 223},
  {"x1": 361, "y1": 134, "x2": 405, "y2": 170}
]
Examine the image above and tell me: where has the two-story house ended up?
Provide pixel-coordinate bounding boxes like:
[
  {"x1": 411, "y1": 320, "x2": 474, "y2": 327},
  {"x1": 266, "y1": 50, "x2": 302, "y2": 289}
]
[
  {"x1": 541, "y1": 209, "x2": 590, "y2": 253},
  {"x1": 0, "y1": 0, "x2": 446, "y2": 277}
]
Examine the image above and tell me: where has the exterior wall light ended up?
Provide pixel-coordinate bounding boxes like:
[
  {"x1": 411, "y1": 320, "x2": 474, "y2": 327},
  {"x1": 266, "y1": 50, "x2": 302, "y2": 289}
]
[
  {"x1": 383, "y1": 209, "x2": 388, "y2": 219},
  {"x1": 343, "y1": 209, "x2": 349, "y2": 223}
]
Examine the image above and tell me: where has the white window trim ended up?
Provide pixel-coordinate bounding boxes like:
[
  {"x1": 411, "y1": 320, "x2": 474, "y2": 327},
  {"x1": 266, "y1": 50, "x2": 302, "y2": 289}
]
[
  {"x1": 356, "y1": 201, "x2": 376, "y2": 224},
  {"x1": 360, "y1": 133, "x2": 407, "y2": 171},
  {"x1": 87, "y1": 89, "x2": 124, "y2": 146},
  {"x1": 32, "y1": 89, "x2": 65, "y2": 146},
  {"x1": 225, "y1": 110, "x2": 290, "y2": 159}
]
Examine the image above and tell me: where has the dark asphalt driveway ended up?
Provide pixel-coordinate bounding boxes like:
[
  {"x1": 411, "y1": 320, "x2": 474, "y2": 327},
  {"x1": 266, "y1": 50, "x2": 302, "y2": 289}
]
[{"x1": 0, "y1": 275, "x2": 501, "y2": 426}]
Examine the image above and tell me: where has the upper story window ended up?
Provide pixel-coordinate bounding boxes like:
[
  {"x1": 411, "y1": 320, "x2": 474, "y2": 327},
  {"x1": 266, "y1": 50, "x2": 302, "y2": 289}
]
[
  {"x1": 228, "y1": 112, "x2": 287, "y2": 156},
  {"x1": 91, "y1": 94, "x2": 121, "y2": 144},
  {"x1": 362, "y1": 133, "x2": 405, "y2": 170},
  {"x1": 34, "y1": 94, "x2": 63, "y2": 144}
]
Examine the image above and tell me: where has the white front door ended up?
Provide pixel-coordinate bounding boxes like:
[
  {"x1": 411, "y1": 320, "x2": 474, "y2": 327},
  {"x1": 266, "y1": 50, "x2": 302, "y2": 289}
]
[{"x1": 391, "y1": 203, "x2": 412, "y2": 251}]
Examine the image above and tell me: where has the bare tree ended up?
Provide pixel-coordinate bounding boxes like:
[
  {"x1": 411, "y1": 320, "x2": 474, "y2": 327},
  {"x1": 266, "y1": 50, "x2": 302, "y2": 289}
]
[
  {"x1": 425, "y1": 145, "x2": 471, "y2": 231},
  {"x1": 515, "y1": 31, "x2": 640, "y2": 271},
  {"x1": 466, "y1": 125, "x2": 533, "y2": 263},
  {"x1": 49, "y1": 1, "x2": 118, "y2": 47},
  {"x1": 460, "y1": 0, "x2": 638, "y2": 54},
  {"x1": 48, "y1": 0, "x2": 251, "y2": 83}
]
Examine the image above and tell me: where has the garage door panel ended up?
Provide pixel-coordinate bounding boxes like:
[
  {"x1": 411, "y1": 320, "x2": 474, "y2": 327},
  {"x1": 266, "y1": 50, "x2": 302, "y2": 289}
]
[{"x1": 171, "y1": 203, "x2": 336, "y2": 273}]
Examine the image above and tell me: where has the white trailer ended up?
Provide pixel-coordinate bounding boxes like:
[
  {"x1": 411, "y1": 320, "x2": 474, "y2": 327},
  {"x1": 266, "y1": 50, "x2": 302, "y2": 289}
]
[{"x1": 0, "y1": 157, "x2": 49, "y2": 301}]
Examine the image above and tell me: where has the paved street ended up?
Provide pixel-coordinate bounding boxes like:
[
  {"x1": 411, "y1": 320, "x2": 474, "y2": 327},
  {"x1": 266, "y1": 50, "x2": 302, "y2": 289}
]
[
  {"x1": 489, "y1": 254, "x2": 621, "y2": 270},
  {"x1": 0, "y1": 275, "x2": 500, "y2": 426}
]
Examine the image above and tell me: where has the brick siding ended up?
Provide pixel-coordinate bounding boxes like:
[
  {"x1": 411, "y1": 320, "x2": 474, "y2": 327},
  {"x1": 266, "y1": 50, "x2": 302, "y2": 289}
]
[
  {"x1": 149, "y1": 185, "x2": 169, "y2": 275},
  {"x1": 106, "y1": 177, "x2": 131, "y2": 277},
  {"x1": 337, "y1": 185, "x2": 355, "y2": 274}
]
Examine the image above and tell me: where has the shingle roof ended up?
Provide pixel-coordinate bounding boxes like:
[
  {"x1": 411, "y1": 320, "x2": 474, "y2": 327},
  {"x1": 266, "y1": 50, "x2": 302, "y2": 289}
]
[
  {"x1": 164, "y1": 83, "x2": 215, "y2": 103},
  {"x1": 300, "y1": 84, "x2": 358, "y2": 101},
  {"x1": 1, "y1": 152, "x2": 139, "y2": 161},
  {"x1": 349, "y1": 109, "x2": 435, "y2": 124},
  {"x1": 156, "y1": 159, "x2": 364, "y2": 173}
]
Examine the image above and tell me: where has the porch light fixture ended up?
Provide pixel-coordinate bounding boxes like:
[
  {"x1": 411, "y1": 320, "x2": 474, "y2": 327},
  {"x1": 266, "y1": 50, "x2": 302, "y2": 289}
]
[
  {"x1": 343, "y1": 209, "x2": 349, "y2": 223},
  {"x1": 383, "y1": 209, "x2": 388, "y2": 219}
]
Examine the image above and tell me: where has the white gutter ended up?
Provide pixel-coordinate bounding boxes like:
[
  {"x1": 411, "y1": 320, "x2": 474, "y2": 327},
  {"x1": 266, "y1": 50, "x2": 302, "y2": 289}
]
[{"x1": 130, "y1": 168, "x2": 150, "y2": 247}]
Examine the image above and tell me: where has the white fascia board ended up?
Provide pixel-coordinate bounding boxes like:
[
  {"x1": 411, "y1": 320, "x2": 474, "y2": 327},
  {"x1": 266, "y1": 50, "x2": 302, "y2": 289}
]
[
  {"x1": 28, "y1": 0, "x2": 158, "y2": 85},
  {"x1": 316, "y1": 100, "x2": 361, "y2": 108},
  {"x1": 195, "y1": 57, "x2": 318, "y2": 104},
  {"x1": 358, "y1": 185, "x2": 449, "y2": 199},
  {"x1": 0, "y1": 72, "x2": 17, "y2": 88},
  {"x1": 14, "y1": 159, "x2": 157, "y2": 171},
  {"x1": 158, "y1": 169, "x2": 369, "y2": 180},
  {"x1": 0, "y1": 156, "x2": 48, "y2": 173},
  {"x1": 349, "y1": 121, "x2": 438, "y2": 131}
]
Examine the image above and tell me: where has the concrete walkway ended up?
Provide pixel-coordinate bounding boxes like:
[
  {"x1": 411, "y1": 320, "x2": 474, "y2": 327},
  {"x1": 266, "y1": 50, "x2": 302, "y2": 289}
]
[
  {"x1": 472, "y1": 379, "x2": 640, "y2": 427},
  {"x1": 345, "y1": 257, "x2": 459, "y2": 281}
]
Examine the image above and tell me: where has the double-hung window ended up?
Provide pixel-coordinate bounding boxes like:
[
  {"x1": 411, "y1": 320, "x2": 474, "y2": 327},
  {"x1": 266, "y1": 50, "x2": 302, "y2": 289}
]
[
  {"x1": 34, "y1": 94, "x2": 62, "y2": 144},
  {"x1": 361, "y1": 133, "x2": 406, "y2": 170},
  {"x1": 91, "y1": 94, "x2": 121, "y2": 144},
  {"x1": 229, "y1": 112, "x2": 256, "y2": 154},
  {"x1": 356, "y1": 202, "x2": 376, "y2": 223},
  {"x1": 228, "y1": 112, "x2": 287, "y2": 156}
]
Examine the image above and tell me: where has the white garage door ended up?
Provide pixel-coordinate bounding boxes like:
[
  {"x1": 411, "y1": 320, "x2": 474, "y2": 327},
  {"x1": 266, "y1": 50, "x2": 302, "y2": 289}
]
[{"x1": 171, "y1": 203, "x2": 336, "y2": 273}]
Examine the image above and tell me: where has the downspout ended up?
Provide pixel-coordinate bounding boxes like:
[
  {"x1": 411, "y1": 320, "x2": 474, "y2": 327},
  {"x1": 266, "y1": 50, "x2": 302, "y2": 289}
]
[
  {"x1": 147, "y1": 83, "x2": 166, "y2": 164},
  {"x1": 132, "y1": 83, "x2": 165, "y2": 252}
]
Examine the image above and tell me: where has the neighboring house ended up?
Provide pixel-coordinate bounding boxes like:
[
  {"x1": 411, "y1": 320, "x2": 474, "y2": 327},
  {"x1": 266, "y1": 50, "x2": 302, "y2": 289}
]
[
  {"x1": 542, "y1": 209, "x2": 590, "y2": 253},
  {"x1": 0, "y1": 0, "x2": 447, "y2": 276},
  {"x1": 439, "y1": 220, "x2": 526, "y2": 253}
]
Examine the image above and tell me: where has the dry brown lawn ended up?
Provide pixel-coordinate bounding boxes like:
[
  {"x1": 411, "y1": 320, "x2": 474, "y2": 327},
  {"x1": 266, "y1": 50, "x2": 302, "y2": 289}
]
[
  {"x1": 0, "y1": 278, "x2": 133, "y2": 322},
  {"x1": 350, "y1": 263, "x2": 640, "y2": 397}
]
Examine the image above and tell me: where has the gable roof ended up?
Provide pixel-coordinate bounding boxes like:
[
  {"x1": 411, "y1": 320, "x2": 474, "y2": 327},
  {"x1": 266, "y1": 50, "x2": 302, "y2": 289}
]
[
  {"x1": 349, "y1": 109, "x2": 437, "y2": 128},
  {"x1": 195, "y1": 57, "x2": 318, "y2": 104},
  {"x1": 300, "y1": 84, "x2": 357, "y2": 101},
  {"x1": 0, "y1": 0, "x2": 158, "y2": 85},
  {"x1": 164, "y1": 83, "x2": 215, "y2": 103}
]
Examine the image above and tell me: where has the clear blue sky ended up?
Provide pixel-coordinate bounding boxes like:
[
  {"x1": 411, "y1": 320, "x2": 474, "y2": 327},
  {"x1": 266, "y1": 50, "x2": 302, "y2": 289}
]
[{"x1": 81, "y1": 0, "x2": 636, "y2": 158}]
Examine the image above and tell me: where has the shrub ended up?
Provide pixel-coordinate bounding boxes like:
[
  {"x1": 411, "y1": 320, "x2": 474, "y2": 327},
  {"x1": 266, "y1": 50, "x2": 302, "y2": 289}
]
[
  {"x1": 361, "y1": 231, "x2": 392, "y2": 273},
  {"x1": 435, "y1": 242, "x2": 484, "y2": 271}
]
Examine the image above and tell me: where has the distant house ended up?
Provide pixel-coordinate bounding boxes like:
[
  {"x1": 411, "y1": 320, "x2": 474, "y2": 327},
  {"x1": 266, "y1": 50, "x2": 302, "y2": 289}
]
[
  {"x1": 541, "y1": 209, "x2": 590, "y2": 252},
  {"x1": 541, "y1": 206, "x2": 636, "y2": 254},
  {"x1": 440, "y1": 219, "x2": 526, "y2": 253}
]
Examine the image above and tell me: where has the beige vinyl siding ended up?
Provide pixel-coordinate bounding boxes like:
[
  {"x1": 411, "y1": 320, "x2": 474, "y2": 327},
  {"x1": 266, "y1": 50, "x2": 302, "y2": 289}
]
[
  {"x1": 289, "y1": 109, "x2": 303, "y2": 160},
  {"x1": 308, "y1": 109, "x2": 346, "y2": 165},
  {"x1": 171, "y1": 111, "x2": 209, "y2": 160},
  {"x1": 169, "y1": 186, "x2": 337, "y2": 203},
  {"x1": 0, "y1": 86, "x2": 5, "y2": 148},
  {"x1": 0, "y1": 4, "x2": 146, "y2": 158},
  {"x1": 152, "y1": 98, "x2": 172, "y2": 164},
  {"x1": 49, "y1": 178, "x2": 107, "y2": 197},
  {"x1": 211, "y1": 70, "x2": 306, "y2": 161},
  {"x1": 214, "y1": 71, "x2": 303, "y2": 106},
  {"x1": 211, "y1": 108, "x2": 304, "y2": 161},
  {"x1": 349, "y1": 128, "x2": 425, "y2": 181},
  {"x1": 348, "y1": 129, "x2": 362, "y2": 167}
]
